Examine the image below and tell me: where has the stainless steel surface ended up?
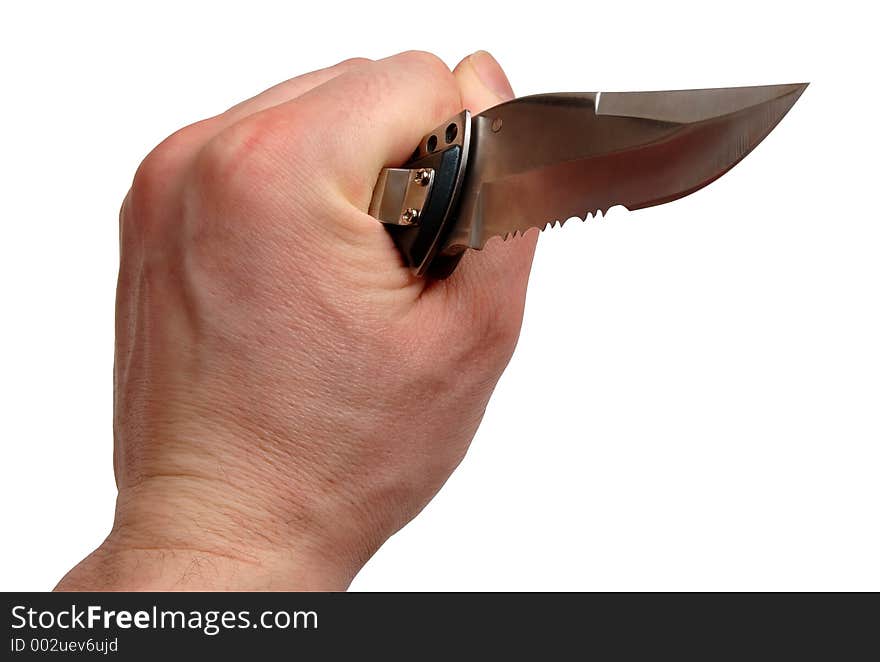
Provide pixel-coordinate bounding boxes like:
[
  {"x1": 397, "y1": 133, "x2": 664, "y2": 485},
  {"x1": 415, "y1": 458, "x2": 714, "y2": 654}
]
[
  {"x1": 444, "y1": 83, "x2": 807, "y2": 251},
  {"x1": 368, "y1": 167, "x2": 435, "y2": 226},
  {"x1": 409, "y1": 110, "x2": 471, "y2": 160}
]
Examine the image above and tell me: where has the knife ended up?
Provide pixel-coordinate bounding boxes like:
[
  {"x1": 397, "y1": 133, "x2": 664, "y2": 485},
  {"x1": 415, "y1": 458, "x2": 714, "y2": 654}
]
[{"x1": 368, "y1": 83, "x2": 807, "y2": 278}]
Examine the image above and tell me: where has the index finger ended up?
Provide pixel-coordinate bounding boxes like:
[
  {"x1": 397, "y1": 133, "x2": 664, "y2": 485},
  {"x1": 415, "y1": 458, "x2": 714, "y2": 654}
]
[{"x1": 215, "y1": 51, "x2": 464, "y2": 211}]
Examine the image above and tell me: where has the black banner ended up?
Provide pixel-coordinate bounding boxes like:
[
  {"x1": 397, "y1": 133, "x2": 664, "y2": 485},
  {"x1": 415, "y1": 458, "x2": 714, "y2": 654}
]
[{"x1": 2, "y1": 592, "x2": 875, "y2": 658}]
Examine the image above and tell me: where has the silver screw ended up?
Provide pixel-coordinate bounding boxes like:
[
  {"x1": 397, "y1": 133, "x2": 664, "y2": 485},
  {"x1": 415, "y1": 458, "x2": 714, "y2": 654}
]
[
  {"x1": 400, "y1": 208, "x2": 420, "y2": 225},
  {"x1": 413, "y1": 169, "x2": 432, "y2": 186}
]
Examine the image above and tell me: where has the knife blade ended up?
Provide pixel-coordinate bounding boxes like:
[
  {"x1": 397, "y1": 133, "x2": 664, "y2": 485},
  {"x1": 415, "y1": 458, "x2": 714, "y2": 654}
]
[{"x1": 368, "y1": 83, "x2": 807, "y2": 278}]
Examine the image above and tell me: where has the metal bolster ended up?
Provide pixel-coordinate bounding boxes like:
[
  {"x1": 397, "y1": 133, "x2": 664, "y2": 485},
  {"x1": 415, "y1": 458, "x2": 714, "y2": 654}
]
[{"x1": 368, "y1": 167, "x2": 435, "y2": 226}]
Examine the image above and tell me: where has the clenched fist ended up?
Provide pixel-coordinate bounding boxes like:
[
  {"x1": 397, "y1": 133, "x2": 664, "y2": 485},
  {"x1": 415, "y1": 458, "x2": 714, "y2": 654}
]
[{"x1": 58, "y1": 51, "x2": 537, "y2": 591}]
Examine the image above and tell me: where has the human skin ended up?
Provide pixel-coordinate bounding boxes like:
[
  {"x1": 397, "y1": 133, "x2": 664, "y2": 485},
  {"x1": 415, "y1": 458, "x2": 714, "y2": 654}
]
[{"x1": 57, "y1": 50, "x2": 538, "y2": 591}]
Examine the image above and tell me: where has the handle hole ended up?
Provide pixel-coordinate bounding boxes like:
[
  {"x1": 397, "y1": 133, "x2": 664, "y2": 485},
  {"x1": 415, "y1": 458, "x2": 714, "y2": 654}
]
[
  {"x1": 445, "y1": 123, "x2": 458, "y2": 143},
  {"x1": 426, "y1": 135, "x2": 438, "y2": 152}
]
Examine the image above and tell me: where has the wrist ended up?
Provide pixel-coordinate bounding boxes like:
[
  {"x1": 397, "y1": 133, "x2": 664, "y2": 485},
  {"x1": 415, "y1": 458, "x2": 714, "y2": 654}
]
[
  {"x1": 57, "y1": 476, "x2": 356, "y2": 591},
  {"x1": 56, "y1": 543, "x2": 348, "y2": 591}
]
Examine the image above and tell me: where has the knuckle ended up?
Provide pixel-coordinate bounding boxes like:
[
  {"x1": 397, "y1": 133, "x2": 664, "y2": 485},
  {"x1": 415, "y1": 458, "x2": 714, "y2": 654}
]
[
  {"x1": 337, "y1": 56, "x2": 372, "y2": 69},
  {"x1": 131, "y1": 128, "x2": 188, "y2": 202},
  {"x1": 397, "y1": 50, "x2": 461, "y2": 116},
  {"x1": 126, "y1": 125, "x2": 198, "y2": 236},
  {"x1": 193, "y1": 111, "x2": 291, "y2": 203},
  {"x1": 398, "y1": 50, "x2": 450, "y2": 77}
]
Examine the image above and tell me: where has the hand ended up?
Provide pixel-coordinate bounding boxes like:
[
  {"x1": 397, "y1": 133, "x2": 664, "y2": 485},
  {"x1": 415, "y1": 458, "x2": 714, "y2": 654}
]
[{"x1": 58, "y1": 50, "x2": 537, "y2": 591}]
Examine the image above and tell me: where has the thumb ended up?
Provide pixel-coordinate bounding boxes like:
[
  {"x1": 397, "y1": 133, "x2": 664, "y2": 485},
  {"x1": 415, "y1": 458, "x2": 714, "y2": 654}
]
[
  {"x1": 456, "y1": 50, "x2": 516, "y2": 104},
  {"x1": 440, "y1": 52, "x2": 539, "y2": 302}
]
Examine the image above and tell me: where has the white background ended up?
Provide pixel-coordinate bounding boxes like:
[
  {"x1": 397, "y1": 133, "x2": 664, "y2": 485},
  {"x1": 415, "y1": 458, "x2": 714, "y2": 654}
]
[{"x1": 1, "y1": 1, "x2": 877, "y2": 591}]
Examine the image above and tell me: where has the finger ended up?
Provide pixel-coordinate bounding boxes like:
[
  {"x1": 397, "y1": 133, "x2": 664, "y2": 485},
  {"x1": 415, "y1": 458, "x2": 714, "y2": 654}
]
[
  {"x1": 226, "y1": 51, "x2": 463, "y2": 210},
  {"x1": 135, "y1": 58, "x2": 374, "y2": 189},
  {"x1": 439, "y1": 51, "x2": 538, "y2": 299},
  {"x1": 219, "y1": 57, "x2": 372, "y2": 125}
]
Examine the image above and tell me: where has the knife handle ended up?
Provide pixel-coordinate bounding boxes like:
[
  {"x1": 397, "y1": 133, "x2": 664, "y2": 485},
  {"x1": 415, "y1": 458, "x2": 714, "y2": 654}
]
[{"x1": 368, "y1": 111, "x2": 472, "y2": 278}]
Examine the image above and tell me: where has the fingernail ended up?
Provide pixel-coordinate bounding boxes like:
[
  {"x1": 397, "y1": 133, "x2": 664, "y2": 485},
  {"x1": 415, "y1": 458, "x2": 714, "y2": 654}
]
[{"x1": 469, "y1": 50, "x2": 514, "y2": 100}]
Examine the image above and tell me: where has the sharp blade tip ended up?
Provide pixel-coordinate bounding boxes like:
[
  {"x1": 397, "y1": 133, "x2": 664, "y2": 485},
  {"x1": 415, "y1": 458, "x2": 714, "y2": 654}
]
[
  {"x1": 785, "y1": 81, "x2": 809, "y2": 95},
  {"x1": 771, "y1": 82, "x2": 809, "y2": 102}
]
